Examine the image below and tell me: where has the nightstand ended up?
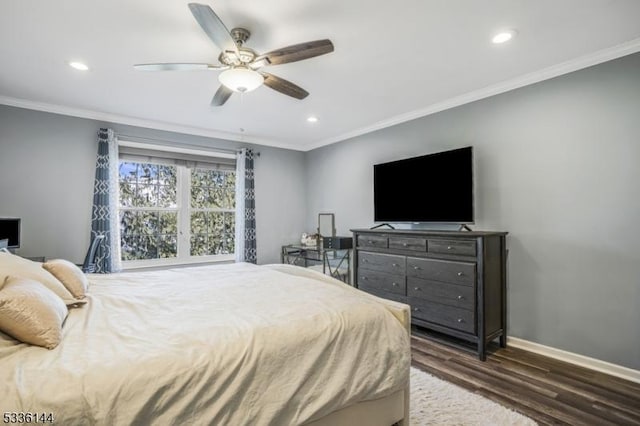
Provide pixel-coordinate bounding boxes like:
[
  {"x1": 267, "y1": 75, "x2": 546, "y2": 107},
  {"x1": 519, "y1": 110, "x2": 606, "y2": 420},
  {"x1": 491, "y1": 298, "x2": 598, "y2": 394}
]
[{"x1": 281, "y1": 244, "x2": 351, "y2": 284}]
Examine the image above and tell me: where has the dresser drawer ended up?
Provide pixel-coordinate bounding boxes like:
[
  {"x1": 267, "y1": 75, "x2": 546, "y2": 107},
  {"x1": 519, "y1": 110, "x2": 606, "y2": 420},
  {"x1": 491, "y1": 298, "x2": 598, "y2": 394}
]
[
  {"x1": 357, "y1": 235, "x2": 388, "y2": 249},
  {"x1": 410, "y1": 299, "x2": 475, "y2": 334},
  {"x1": 407, "y1": 278, "x2": 474, "y2": 310},
  {"x1": 406, "y1": 257, "x2": 475, "y2": 286},
  {"x1": 428, "y1": 239, "x2": 477, "y2": 256},
  {"x1": 357, "y1": 270, "x2": 405, "y2": 295},
  {"x1": 359, "y1": 285, "x2": 408, "y2": 305},
  {"x1": 359, "y1": 252, "x2": 406, "y2": 275},
  {"x1": 388, "y1": 236, "x2": 427, "y2": 252}
]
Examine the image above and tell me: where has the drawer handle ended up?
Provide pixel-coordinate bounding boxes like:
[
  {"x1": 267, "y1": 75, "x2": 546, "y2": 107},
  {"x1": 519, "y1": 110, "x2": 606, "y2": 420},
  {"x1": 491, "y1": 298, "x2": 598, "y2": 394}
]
[
  {"x1": 413, "y1": 307, "x2": 420, "y2": 312},
  {"x1": 447, "y1": 246, "x2": 453, "y2": 250},
  {"x1": 457, "y1": 272, "x2": 463, "y2": 276},
  {"x1": 392, "y1": 282, "x2": 398, "y2": 287},
  {"x1": 414, "y1": 287, "x2": 420, "y2": 291},
  {"x1": 392, "y1": 263, "x2": 399, "y2": 267},
  {"x1": 368, "y1": 240, "x2": 374, "y2": 244},
  {"x1": 362, "y1": 276, "x2": 368, "y2": 281},
  {"x1": 413, "y1": 266, "x2": 421, "y2": 270},
  {"x1": 403, "y1": 243, "x2": 408, "y2": 247},
  {"x1": 457, "y1": 318, "x2": 464, "y2": 323},
  {"x1": 457, "y1": 295, "x2": 464, "y2": 300},
  {"x1": 363, "y1": 259, "x2": 369, "y2": 263}
]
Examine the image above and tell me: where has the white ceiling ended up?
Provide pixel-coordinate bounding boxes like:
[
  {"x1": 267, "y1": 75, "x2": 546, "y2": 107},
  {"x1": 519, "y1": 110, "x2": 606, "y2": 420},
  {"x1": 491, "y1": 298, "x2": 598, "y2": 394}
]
[{"x1": 1, "y1": 0, "x2": 639, "y2": 151}]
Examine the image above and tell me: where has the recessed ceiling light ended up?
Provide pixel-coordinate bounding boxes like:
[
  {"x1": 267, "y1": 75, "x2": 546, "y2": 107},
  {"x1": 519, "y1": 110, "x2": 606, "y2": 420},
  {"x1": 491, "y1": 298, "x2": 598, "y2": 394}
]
[
  {"x1": 307, "y1": 116, "x2": 318, "y2": 123},
  {"x1": 492, "y1": 30, "x2": 517, "y2": 44},
  {"x1": 69, "y1": 61, "x2": 89, "y2": 71}
]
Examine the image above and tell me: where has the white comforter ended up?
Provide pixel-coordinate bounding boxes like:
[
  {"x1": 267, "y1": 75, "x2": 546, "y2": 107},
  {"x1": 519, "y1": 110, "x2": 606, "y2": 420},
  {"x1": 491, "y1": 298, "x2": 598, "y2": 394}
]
[{"x1": 0, "y1": 263, "x2": 410, "y2": 425}]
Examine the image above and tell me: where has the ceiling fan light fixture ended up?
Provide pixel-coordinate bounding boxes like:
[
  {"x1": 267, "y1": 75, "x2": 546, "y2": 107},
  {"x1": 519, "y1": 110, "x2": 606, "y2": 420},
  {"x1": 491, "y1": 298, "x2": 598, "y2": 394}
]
[{"x1": 218, "y1": 67, "x2": 264, "y2": 93}]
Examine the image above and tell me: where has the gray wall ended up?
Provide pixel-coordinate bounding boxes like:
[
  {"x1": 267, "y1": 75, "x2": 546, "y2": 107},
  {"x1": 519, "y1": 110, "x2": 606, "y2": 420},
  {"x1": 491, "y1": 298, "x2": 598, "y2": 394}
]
[
  {"x1": 0, "y1": 105, "x2": 306, "y2": 265},
  {"x1": 304, "y1": 52, "x2": 640, "y2": 370},
  {"x1": 2, "y1": 53, "x2": 638, "y2": 370}
]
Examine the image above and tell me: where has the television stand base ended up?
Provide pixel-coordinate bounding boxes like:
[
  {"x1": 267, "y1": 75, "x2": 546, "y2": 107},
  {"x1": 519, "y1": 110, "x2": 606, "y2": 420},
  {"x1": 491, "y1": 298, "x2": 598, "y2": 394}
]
[
  {"x1": 370, "y1": 223, "x2": 396, "y2": 230},
  {"x1": 458, "y1": 224, "x2": 473, "y2": 231}
]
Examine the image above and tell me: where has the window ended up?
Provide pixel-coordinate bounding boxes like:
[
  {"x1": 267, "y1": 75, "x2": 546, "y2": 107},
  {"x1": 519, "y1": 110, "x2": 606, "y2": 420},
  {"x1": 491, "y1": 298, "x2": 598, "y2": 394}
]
[
  {"x1": 189, "y1": 168, "x2": 235, "y2": 256},
  {"x1": 119, "y1": 162, "x2": 179, "y2": 260},
  {"x1": 118, "y1": 151, "x2": 235, "y2": 266}
]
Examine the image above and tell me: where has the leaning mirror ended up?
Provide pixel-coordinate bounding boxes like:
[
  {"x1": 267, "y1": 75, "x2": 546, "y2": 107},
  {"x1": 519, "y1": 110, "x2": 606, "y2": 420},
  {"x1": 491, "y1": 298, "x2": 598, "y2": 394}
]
[{"x1": 317, "y1": 213, "x2": 336, "y2": 237}]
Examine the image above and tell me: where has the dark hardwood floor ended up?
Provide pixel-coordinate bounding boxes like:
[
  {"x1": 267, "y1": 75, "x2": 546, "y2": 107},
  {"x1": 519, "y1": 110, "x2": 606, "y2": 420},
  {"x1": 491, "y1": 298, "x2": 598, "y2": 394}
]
[{"x1": 411, "y1": 333, "x2": 640, "y2": 425}]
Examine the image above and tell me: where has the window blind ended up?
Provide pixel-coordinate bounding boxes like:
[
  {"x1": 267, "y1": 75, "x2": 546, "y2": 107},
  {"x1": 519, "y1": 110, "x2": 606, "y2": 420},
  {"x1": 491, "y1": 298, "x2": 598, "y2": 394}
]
[{"x1": 118, "y1": 146, "x2": 236, "y2": 171}]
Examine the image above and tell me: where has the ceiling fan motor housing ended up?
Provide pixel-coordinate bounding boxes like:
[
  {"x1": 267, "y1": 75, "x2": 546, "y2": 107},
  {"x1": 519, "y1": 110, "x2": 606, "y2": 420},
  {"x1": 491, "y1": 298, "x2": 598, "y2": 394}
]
[
  {"x1": 219, "y1": 47, "x2": 257, "y2": 66},
  {"x1": 231, "y1": 27, "x2": 250, "y2": 46},
  {"x1": 219, "y1": 28, "x2": 256, "y2": 66}
]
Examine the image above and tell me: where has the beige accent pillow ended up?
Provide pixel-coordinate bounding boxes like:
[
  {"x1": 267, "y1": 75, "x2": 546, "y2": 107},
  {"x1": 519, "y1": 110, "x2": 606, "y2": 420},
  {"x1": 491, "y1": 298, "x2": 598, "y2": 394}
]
[
  {"x1": 0, "y1": 252, "x2": 84, "y2": 307},
  {"x1": 0, "y1": 277, "x2": 69, "y2": 349},
  {"x1": 42, "y1": 259, "x2": 88, "y2": 299}
]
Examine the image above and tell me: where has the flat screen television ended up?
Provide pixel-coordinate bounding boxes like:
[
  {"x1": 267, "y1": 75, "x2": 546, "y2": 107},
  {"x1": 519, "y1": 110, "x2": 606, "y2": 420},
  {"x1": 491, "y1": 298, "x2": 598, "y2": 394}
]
[
  {"x1": 374, "y1": 147, "x2": 474, "y2": 223},
  {"x1": 0, "y1": 218, "x2": 21, "y2": 248}
]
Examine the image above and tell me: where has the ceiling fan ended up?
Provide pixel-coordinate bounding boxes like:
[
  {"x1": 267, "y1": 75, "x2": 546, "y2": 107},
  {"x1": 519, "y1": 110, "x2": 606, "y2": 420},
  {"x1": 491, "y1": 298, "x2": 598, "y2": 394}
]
[{"x1": 134, "y1": 3, "x2": 334, "y2": 106}]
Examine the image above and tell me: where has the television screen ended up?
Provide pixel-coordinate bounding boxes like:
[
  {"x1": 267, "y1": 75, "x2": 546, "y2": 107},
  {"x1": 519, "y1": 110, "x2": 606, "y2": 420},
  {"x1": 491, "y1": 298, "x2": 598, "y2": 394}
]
[
  {"x1": 374, "y1": 147, "x2": 474, "y2": 223},
  {"x1": 0, "y1": 218, "x2": 21, "y2": 248}
]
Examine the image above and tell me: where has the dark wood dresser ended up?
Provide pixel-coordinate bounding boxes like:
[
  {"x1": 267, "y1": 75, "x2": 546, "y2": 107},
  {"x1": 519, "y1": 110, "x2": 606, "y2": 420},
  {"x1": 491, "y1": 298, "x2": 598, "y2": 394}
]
[{"x1": 351, "y1": 229, "x2": 508, "y2": 360}]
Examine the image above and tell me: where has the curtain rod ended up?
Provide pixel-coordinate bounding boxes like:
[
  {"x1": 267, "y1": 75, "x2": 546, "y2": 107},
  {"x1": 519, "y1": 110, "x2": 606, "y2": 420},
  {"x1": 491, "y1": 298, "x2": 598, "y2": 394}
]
[{"x1": 115, "y1": 133, "x2": 260, "y2": 156}]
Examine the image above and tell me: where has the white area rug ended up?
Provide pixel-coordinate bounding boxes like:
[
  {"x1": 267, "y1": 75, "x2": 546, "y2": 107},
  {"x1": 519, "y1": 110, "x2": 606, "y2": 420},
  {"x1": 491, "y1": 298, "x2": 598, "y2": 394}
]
[{"x1": 410, "y1": 367, "x2": 537, "y2": 425}]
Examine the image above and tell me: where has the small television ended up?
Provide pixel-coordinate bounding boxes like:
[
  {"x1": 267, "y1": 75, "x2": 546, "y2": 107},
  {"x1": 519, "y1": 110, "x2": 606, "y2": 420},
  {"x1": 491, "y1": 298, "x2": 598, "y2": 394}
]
[
  {"x1": 374, "y1": 147, "x2": 474, "y2": 223},
  {"x1": 0, "y1": 218, "x2": 21, "y2": 248}
]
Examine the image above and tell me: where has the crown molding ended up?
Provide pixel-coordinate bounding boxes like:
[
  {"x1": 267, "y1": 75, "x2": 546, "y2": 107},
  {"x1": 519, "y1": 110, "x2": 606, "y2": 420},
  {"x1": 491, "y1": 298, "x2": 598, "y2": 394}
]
[
  {"x1": 2, "y1": 38, "x2": 639, "y2": 153},
  {"x1": 306, "y1": 37, "x2": 640, "y2": 151},
  {"x1": 0, "y1": 95, "x2": 304, "y2": 151}
]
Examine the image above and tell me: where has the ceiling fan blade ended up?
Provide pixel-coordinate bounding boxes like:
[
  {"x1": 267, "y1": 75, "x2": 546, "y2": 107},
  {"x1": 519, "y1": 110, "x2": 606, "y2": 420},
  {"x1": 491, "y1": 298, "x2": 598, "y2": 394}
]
[
  {"x1": 252, "y1": 39, "x2": 334, "y2": 67},
  {"x1": 134, "y1": 63, "x2": 227, "y2": 71},
  {"x1": 261, "y1": 72, "x2": 309, "y2": 100},
  {"x1": 211, "y1": 85, "x2": 234, "y2": 106},
  {"x1": 188, "y1": 3, "x2": 238, "y2": 55}
]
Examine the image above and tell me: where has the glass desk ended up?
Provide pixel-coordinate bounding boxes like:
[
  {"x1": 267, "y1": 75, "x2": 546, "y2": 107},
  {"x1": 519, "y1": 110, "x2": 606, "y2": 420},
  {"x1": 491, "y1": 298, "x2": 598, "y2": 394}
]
[{"x1": 281, "y1": 244, "x2": 351, "y2": 284}]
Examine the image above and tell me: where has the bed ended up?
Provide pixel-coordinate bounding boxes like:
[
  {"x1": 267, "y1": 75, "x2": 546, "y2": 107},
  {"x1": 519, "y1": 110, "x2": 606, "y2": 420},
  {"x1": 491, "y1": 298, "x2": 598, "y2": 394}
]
[{"x1": 0, "y1": 262, "x2": 410, "y2": 425}]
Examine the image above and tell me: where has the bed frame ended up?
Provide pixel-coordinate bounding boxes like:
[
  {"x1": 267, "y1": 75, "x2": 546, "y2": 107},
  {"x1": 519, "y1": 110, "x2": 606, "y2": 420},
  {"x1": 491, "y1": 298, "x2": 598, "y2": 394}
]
[
  {"x1": 305, "y1": 303, "x2": 411, "y2": 426},
  {"x1": 305, "y1": 388, "x2": 408, "y2": 426}
]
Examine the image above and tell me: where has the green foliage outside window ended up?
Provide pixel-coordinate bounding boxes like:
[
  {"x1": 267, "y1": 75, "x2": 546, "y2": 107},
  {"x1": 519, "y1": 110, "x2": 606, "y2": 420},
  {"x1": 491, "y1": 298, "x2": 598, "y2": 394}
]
[
  {"x1": 119, "y1": 162, "x2": 177, "y2": 208},
  {"x1": 118, "y1": 161, "x2": 235, "y2": 261},
  {"x1": 190, "y1": 169, "x2": 235, "y2": 256}
]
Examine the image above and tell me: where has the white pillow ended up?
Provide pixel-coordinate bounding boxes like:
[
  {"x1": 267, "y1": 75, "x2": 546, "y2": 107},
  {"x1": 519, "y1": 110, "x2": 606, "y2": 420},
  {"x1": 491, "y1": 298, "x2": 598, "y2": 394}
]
[
  {"x1": 42, "y1": 259, "x2": 88, "y2": 299},
  {"x1": 0, "y1": 252, "x2": 84, "y2": 307},
  {"x1": 0, "y1": 276, "x2": 69, "y2": 349}
]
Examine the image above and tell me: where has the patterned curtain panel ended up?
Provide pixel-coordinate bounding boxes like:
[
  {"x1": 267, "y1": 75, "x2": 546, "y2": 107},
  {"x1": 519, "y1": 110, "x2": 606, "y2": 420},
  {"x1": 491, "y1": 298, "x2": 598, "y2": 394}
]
[
  {"x1": 235, "y1": 148, "x2": 257, "y2": 263},
  {"x1": 90, "y1": 128, "x2": 120, "y2": 273}
]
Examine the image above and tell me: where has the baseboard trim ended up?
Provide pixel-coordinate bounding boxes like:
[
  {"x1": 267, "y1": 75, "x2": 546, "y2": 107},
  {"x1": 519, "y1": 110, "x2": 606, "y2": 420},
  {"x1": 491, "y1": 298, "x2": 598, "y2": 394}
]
[{"x1": 507, "y1": 337, "x2": 640, "y2": 384}]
